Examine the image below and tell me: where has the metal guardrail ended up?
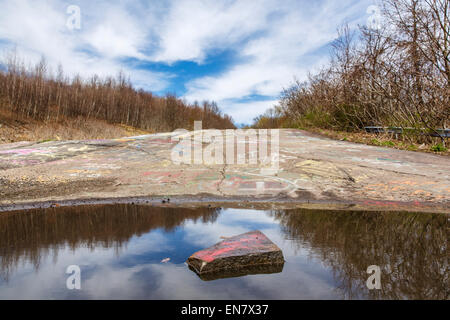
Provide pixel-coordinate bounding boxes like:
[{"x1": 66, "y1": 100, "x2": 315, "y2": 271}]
[{"x1": 364, "y1": 127, "x2": 450, "y2": 138}]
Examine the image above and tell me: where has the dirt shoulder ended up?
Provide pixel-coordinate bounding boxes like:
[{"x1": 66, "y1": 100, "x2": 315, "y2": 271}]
[
  {"x1": 300, "y1": 127, "x2": 449, "y2": 156},
  {"x1": 0, "y1": 110, "x2": 152, "y2": 144}
]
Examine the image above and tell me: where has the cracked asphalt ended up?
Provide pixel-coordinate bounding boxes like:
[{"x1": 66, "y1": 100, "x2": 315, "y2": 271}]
[{"x1": 0, "y1": 129, "x2": 449, "y2": 212}]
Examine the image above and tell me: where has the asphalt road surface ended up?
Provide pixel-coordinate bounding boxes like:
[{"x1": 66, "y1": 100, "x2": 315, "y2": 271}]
[{"x1": 0, "y1": 129, "x2": 449, "y2": 212}]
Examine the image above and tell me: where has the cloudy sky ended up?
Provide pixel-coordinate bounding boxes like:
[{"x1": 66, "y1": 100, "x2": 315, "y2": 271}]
[{"x1": 0, "y1": 0, "x2": 376, "y2": 124}]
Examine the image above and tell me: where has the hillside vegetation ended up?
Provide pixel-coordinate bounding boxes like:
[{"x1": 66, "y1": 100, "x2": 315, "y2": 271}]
[
  {"x1": 253, "y1": 0, "x2": 448, "y2": 151},
  {"x1": 0, "y1": 54, "x2": 235, "y2": 143}
]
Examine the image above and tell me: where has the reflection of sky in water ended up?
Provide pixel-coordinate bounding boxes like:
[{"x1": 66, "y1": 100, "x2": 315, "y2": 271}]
[{"x1": 0, "y1": 208, "x2": 342, "y2": 299}]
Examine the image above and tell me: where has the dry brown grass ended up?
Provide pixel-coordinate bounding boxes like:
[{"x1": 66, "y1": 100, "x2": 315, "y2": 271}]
[
  {"x1": 307, "y1": 127, "x2": 450, "y2": 156},
  {"x1": 0, "y1": 109, "x2": 151, "y2": 144}
]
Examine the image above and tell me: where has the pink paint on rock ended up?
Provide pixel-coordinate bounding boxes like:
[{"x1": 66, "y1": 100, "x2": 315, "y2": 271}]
[
  {"x1": 0, "y1": 149, "x2": 52, "y2": 155},
  {"x1": 192, "y1": 232, "x2": 269, "y2": 263}
]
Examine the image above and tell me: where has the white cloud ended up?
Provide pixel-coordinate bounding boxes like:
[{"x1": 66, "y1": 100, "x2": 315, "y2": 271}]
[
  {"x1": 83, "y1": 20, "x2": 144, "y2": 59},
  {"x1": 222, "y1": 99, "x2": 279, "y2": 124},
  {"x1": 0, "y1": 0, "x2": 169, "y2": 91},
  {"x1": 181, "y1": 0, "x2": 374, "y2": 122},
  {"x1": 151, "y1": 0, "x2": 273, "y2": 63}
]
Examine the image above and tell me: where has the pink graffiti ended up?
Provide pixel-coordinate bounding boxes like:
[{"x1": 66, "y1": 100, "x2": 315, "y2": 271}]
[
  {"x1": 10, "y1": 159, "x2": 42, "y2": 165},
  {"x1": 193, "y1": 233, "x2": 264, "y2": 263},
  {"x1": 0, "y1": 148, "x2": 52, "y2": 155}
]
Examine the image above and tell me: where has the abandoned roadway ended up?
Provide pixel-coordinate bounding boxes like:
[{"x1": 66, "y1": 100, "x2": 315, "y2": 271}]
[{"x1": 0, "y1": 129, "x2": 449, "y2": 213}]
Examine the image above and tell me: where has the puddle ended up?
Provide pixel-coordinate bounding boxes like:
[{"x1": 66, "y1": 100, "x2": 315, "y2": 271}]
[{"x1": 0, "y1": 205, "x2": 447, "y2": 299}]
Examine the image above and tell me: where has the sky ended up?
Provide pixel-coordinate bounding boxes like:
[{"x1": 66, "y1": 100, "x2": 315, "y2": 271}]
[{"x1": 0, "y1": 0, "x2": 377, "y2": 124}]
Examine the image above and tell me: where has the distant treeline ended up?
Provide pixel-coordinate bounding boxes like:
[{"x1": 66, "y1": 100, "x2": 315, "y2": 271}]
[
  {"x1": 253, "y1": 0, "x2": 449, "y2": 140},
  {"x1": 0, "y1": 54, "x2": 235, "y2": 132}
]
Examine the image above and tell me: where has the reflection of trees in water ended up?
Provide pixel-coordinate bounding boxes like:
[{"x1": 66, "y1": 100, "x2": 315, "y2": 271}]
[
  {"x1": 269, "y1": 210, "x2": 448, "y2": 300},
  {"x1": 0, "y1": 205, "x2": 220, "y2": 281}
]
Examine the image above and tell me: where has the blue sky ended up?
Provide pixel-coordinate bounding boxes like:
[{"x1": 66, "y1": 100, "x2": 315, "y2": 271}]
[{"x1": 0, "y1": 0, "x2": 376, "y2": 124}]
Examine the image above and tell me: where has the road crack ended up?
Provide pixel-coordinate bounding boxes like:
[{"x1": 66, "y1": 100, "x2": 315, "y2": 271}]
[{"x1": 217, "y1": 163, "x2": 227, "y2": 196}]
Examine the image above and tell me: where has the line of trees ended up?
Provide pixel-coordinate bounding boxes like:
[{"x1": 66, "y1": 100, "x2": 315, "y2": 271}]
[
  {"x1": 0, "y1": 53, "x2": 235, "y2": 132},
  {"x1": 253, "y1": 0, "x2": 449, "y2": 140}
]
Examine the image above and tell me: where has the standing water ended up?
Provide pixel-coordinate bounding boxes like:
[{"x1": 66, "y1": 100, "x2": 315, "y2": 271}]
[{"x1": 0, "y1": 205, "x2": 447, "y2": 299}]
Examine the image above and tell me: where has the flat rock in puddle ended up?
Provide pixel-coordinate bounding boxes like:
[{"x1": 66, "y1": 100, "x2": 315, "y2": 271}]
[{"x1": 186, "y1": 230, "x2": 284, "y2": 279}]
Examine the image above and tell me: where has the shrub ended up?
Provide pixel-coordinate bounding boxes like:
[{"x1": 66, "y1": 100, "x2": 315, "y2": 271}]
[{"x1": 431, "y1": 144, "x2": 447, "y2": 152}]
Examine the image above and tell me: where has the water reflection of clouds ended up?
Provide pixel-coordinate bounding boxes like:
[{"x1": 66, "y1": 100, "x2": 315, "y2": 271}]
[
  {"x1": 111, "y1": 231, "x2": 179, "y2": 267},
  {"x1": 0, "y1": 208, "x2": 339, "y2": 299},
  {"x1": 3, "y1": 207, "x2": 444, "y2": 299},
  {"x1": 182, "y1": 209, "x2": 277, "y2": 247},
  {"x1": 80, "y1": 262, "x2": 340, "y2": 300},
  {"x1": 0, "y1": 230, "x2": 173, "y2": 299},
  {"x1": 140, "y1": 261, "x2": 339, "y2": 300}
]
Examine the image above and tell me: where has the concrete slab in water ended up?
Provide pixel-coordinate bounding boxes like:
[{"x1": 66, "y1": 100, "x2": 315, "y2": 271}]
[
  {"x1": 189, "y1": 263, "x2": 284, "y2": 281},
  {"x1": 186, "y1": 230, "x2": 285, "y2": 278}
]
